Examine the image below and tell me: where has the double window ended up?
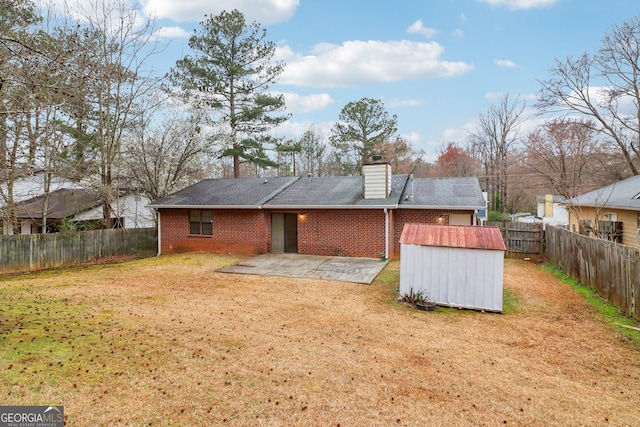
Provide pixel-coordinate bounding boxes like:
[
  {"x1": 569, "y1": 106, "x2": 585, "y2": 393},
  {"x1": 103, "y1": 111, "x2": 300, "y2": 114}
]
[{"x1": 190, "y1": 210, "x2": 212, "y2": 235}]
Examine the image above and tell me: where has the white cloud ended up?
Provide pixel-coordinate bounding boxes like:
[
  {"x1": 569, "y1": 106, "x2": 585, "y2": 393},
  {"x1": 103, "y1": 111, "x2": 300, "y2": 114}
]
[
  {"x1": 40, "y1": 0, "x2": 149, "y2": 32},
  {"x1": 387, "y1": 98, "x2": 424, "y2": 108},
  {"x1": 281, "y1": 92, "x2": 334, "y2": 114},
  {"x1": 484, "y1": 92, "x2": 505, "y2": 101},
  {"x1": 272, "y1": 120, "x2": 332, "y2": 144},
  {"x1": 442, "y1": 121, "x2": 476, "y2": 144},
  {"x1": 565, "y1": 86, "x2": 638, "y2": 116},
  {"x1": 277, "y1": 40, "x2": 474, "y2": 88},
  {"x1": 452, "y1": 28, "x2": 465, "y2": 38},
  {"x1": 407, "y1": 20, "x2": 438, "y2": 38},
  {"x1": 494, "y1": 59, "x2": 517, "y2": 68},
  {"x1": 153, "y1": 26, "x2": 190, "y2": 39},
  {"x1": 141, "y1": 0, "x2": 299, "y2": 24},
  {"x1": 478, "y1": 0, "x2": 559, "y2": 10}
]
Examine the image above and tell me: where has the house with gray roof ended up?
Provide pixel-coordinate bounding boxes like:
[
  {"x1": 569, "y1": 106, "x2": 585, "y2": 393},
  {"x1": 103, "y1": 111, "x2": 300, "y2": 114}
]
[
  {"x1": 567, "y1": 174, "x2": 640, "y2": 247},
  {"x1": 5, "y1": 188, "x2": 155, "y2": 234},
  {"x1": 148, "y1": 162, "x2": 486, "y2": 258}
]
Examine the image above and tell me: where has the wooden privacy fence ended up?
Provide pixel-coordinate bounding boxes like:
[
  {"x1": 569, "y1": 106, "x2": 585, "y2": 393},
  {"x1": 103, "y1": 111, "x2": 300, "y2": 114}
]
[
  {"x1": 486, "y1": 221, "x2": 544, "y2": 256},
  {"x1": 545, "y1": 225, "x2": 639, "y2": 321},
  {"x1": 0, "y1": 228, "x2": 157, "y2": 274}
]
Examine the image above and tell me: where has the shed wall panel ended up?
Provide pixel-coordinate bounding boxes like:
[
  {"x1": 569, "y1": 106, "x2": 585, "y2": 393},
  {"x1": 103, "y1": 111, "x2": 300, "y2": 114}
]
[{"x1": 399, "y1": 243, "x2": 503, "y2": 312}]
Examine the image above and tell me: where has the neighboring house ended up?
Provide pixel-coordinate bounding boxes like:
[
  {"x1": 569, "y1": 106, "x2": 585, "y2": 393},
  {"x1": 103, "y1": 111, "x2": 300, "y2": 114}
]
[
  {"x1": 0, "y1": 168, "x2": 82, "y2": 205},
  {"x1": 148, "y1": 162, "x2": 487, "y2": 259},
  {"x1": 509, "y1": 212, "x2": 541, "y2": 223},
  {"x1": 5, "y1": 188, "x2": 155, "y2": 235},
  {"x1": 566, "y1": 175, "x2": 640, "y2": 247},
  {"x1": 535, "y1": 194, "x2": 568, "y2": 226}
]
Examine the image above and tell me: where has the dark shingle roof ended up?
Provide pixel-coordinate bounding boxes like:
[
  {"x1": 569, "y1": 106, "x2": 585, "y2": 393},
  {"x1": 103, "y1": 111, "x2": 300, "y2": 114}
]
[
  {"x1": 264, "y1": 175, "x2": 408, "y2": 208},
  {"x1": 148, "y1": 177, "x2": 299, "y2": 208},
  {"x1": 148, "y1": 175, "x2": 487, "y2": 210},
  {"x1": 13, "y1": 189, "x2": 100, "y2": 219},
  {"x1": 398, "y1": 177, "x2": 486, "y2": 209},
  {"x1": 0, "y1": 167, "x2": 44, "y2": 182},
  {"x1": 568, "y1": 175, "x2": 640, "y2": 211}
]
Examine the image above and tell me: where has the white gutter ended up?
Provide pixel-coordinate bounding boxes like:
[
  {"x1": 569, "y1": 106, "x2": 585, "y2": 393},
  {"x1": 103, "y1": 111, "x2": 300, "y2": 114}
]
[
  {"x1": 384, "y1": 208, "x2": 389, "y2": 260},
  {"x1": 266, "y1": 204, "x2": 399, "y2": 210},
  {"x1": 156, "y1": 210, "x2": 162, "y2": 256},
  {"x1": 398, "y1": 205, "x2": 486, "y2": 210},
  {"x1": 149, "y1": 204, "x2": 263, "y2": 210}
]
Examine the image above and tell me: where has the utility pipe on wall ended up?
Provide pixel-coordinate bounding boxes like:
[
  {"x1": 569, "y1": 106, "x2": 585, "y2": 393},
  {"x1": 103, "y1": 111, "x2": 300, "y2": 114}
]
[
  {"x1": 384, "y1": 208, "x2": 389, "y2": 260},
  {"x1": 156, "y1": 211, "x2": 162, "y2": 255}
]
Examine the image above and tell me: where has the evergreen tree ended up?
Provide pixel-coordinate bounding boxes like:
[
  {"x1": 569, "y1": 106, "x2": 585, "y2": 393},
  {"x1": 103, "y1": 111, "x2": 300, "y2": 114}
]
[{"x1": 168, "y1": 9, "x2": 288, "y2": 178}]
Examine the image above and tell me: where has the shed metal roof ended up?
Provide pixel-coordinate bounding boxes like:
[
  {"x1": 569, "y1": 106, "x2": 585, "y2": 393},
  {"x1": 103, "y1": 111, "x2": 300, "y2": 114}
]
[{"x1": 399, "y1": 223, "x2": 506, "y2": 251}]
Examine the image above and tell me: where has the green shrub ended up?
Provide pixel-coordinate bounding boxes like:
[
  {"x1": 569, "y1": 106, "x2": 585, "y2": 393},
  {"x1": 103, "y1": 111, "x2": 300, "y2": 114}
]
[{"x1": 488, "y1": 211, "x2": 509, "y2": 222}]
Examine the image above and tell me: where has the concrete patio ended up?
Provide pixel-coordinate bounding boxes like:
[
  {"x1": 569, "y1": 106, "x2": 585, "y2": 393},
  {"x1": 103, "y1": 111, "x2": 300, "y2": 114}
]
[{"x1": 217, "y1": 253, "x2": 388, "y2": 284}]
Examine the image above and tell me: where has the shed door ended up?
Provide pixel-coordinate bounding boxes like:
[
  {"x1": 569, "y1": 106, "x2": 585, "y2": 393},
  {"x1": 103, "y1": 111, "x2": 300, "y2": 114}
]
[{"x1": 271, "y1": 213, "x2": 298, "y2": 253}]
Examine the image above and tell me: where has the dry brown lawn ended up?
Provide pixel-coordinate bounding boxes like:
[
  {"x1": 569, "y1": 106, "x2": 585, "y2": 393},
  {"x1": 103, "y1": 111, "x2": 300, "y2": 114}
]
[{"x1": 1, "y1": 254, "x2": 639, "y2": 426}]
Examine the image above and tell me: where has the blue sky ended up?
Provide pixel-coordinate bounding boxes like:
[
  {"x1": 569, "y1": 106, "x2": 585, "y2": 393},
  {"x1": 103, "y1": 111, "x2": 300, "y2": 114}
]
[{"x1": 66, "y1": 0, "x2": 640, "y2": 160}]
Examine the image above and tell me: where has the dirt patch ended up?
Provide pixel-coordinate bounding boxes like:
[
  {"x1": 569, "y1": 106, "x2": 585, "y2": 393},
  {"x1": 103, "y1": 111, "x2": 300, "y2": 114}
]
[{"x1": 1, "y1": 254, "x2": 638, "y2": 426}]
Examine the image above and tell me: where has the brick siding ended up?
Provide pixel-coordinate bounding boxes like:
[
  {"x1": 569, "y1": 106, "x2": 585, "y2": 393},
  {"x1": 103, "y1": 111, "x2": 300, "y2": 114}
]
[
  {"x1": 393, "y1": 209, "x2": 474, "y2": 256},
  {"x1": 159, "y1": 209, "x2": 269, "y2": 254},
  {"x1": 159, "y1": 207, "x2": 475, "y2": 259},
  {"x1": 297, "y1": 209, "x2": 387, "y2": 258}
]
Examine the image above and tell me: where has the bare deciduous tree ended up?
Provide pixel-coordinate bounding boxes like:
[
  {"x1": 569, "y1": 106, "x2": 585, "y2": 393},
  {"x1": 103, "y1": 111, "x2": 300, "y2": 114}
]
[
  {"x1": 55, "y1": 0, "x2": 165, "y2": 227},
  {"x1": 537, "y1": 15, "x2": 640, "y2": 176},
  {"x1": 126, "y1": 109, "x2": 209, "y2": 200},
  {"x1": 297, "y1": 126, "x2": 328, "y2": 177},
  {"x1": 469, "y1": 93, "x2": 525, "y2": 213},
  {"x1": 371, "y1": 137, "x2": 427, "y2": 176},
  {"x1": 524, "y1": 118, "x2": 606, "y2": 199}
]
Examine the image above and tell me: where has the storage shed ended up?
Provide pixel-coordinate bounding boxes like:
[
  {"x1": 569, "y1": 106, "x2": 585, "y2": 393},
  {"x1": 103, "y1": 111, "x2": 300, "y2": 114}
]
[{"x1": 399, "y1": 223, "x2": 506, "y2": 312}]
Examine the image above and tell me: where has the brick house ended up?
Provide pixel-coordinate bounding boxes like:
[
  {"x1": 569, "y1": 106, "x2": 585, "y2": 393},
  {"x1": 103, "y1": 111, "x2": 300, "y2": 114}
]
[{"x1": 148, "y1": 162, "x2": 486, "y2": 259}]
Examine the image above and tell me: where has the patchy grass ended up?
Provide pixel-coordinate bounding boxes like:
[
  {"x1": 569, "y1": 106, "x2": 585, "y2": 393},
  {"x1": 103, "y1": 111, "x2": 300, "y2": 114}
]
[
  {"x1": 502, "y1": 287, "x2": 526, "y2": 314},
  {"x1": 543, "y1": 263, "x2": 640, "y2": 344},
  {"x1": 0, "y1": 255, "x2": 638, "y2": 426}
]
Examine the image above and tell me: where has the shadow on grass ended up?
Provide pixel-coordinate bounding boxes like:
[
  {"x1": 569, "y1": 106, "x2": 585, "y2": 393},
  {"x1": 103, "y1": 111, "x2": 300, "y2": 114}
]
[{"x1": 543, "y1": 263, "x2": 640, "y2": 346}]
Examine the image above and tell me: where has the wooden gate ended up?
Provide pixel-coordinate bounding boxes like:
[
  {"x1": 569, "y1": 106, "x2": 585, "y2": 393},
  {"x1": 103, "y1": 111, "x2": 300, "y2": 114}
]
[{"x1": 486, "y1": 222, "x2": 544, "y2": 256}]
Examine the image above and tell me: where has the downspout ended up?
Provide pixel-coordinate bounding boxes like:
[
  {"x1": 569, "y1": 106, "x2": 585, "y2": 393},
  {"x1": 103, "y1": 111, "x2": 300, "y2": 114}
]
[
  {"x1": 156, "y1": 210, "x2": 162, "y2": 256},
  {"x1": 384, "y1": 208, "x2": 389, "y2": 260}
]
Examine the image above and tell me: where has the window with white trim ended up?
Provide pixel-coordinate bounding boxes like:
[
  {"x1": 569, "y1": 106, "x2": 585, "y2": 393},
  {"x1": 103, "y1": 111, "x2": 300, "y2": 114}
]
[{"x1": 189, "y1": 210, "x2": 212, "y2": 235}]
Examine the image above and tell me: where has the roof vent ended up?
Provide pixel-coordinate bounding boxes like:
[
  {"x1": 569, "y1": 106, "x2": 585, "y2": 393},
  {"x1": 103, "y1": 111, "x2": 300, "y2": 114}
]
[{"x1": 371, "y1": 154, "x2": 383, "y2": 163}]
